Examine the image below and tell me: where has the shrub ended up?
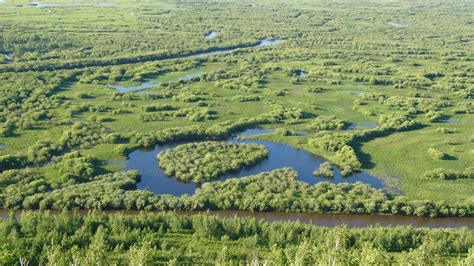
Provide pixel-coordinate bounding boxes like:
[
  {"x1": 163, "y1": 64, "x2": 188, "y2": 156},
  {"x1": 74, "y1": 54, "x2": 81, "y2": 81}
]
[
  {"x1": 307, "y1": 115, "x2": 349, "y2": 131},
  {"x1": 313, "y1": 162, "x2": 334, "y2": 178},
  {"x1": 157, "y1": 142, "x2": 268, "y2": 182},
  {"x1": 427, "y1": 148, "x2": 447, "y2": 160},
  {"x1": 423, "y1": 168, "x2": 474, "y2": 180}
]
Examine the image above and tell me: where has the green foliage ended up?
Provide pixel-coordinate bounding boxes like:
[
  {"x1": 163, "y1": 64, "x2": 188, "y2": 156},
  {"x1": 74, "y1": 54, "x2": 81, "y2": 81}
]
[
  {"x1": 0, "y1": 0, "x2": 472, "y2": 244},
  {"x1": 53, "y1": 151, "x2": 97, "y2": 184},
  {"x1": 158, "y1": 141, "x2": 268, "y2": 182},
  {"x1": 173, "y1": 92, "x2": 205, "y2": 103},
  {"x1": 263, "y1": 89, "x2": 286, "y2": 96},
  {"x1": 423, "y1": 168, "x2": 474, "y2": 180},
  {"x1": 312, "y1": 162, "x2": 334, "y2": 178},
  {"x1": 276, "y1": 128, "x2": 297, "y2": 136},
  {"x1": 378, "y1": 113, "x2": 420, "y2": 131},
  {"x1": 427, "y1": 148, "x2": 447, "y2": 160},
  {"x1": 307, "y1": 115, "x2": 349, "y2": 131},
  {"x1": 24, "y1": 122, "x2": 110, "y2": 165},
  {"x1": 0, "y1": 211, "x2": 471, "y2": 265},
  {"x1": 232, "y1": 95, "x2": 262, "y2": 102},
  {"x1": 307, "y1": 87, "x2": 326, "y2": 93},
  {"x1": 193, "y1": 168, "x2": 467, "y2": 216}
]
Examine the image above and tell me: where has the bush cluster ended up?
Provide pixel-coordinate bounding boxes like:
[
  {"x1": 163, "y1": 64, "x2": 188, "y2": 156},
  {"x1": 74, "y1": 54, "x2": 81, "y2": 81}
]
[
  {"x1": 158, "y1": 141, "x2": 268, "y2": 182},
  {"x1": 307, "y1": 115, "x2": 349, "y2": 131}
]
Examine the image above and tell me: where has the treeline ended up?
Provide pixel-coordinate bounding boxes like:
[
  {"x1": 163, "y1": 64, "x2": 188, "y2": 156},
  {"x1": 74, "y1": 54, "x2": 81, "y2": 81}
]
[
  {"x1": 0, "y1": 42, "x2": 261, "y2": 74},
  {"x1": 0, "y1": 211, "x2": 472, "y2": 265},
  {"x1": 354, "y1": 92, "x2": 452, "y2": 119},
  {"x1": 193, "y1": 168, "x2": 469, "y2": 217},
  {"x1": 424, "y1": 168, "x2": 474, "y2": 180},
  {"x1": 158, "y1": 141, "x2": 268, "y2": 182},
  {"x1": 309, "y1": 133, "x2": 361, "y2": 176},
  {"x1": 2, "y1": 168, "x2": 470, "y2": 217},
  {"x1": 0, "y1": 71, "x2": 79, "y2": 137}
]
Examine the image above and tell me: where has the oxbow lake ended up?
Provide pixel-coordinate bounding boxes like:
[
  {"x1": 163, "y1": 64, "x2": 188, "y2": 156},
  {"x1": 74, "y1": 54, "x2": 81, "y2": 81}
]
[{"x1": 127, "y1": 129, "x2": 387, "y2": 196}]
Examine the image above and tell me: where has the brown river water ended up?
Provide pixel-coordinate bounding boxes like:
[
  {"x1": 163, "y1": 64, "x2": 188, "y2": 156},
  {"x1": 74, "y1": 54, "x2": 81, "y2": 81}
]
[{"x1": 1, "y1": 209, "x2": 472, "y2": 229}]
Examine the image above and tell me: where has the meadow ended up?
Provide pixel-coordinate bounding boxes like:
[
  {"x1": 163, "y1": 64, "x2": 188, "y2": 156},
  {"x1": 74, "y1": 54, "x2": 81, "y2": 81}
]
[{"x1": 0, "y1": 0, "x2": 473, "y2": 263}]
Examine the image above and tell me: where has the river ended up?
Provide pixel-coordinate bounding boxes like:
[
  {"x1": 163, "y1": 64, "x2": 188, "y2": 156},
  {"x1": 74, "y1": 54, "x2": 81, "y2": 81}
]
[{"x1": 1, "y1": 209, "x2": 472, "y2": 229}]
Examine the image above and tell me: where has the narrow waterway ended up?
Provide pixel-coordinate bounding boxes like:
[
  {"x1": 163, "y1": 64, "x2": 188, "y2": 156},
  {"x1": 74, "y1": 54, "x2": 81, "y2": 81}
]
[
  {"x1": 107, "y1": 39, "x2": 282, "y2": 92},
  {"x1": 1, "y1": 209, "x2": 472, "y2": 229}
]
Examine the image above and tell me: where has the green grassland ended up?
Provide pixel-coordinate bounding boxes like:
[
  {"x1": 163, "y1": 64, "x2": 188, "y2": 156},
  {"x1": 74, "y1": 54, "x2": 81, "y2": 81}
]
[
  {"x1": 0, "y1": 0, "x2": 473, "y2": 207},
  {"x1": 0, "y1": 0, "x2": 473, "y2": 264}
]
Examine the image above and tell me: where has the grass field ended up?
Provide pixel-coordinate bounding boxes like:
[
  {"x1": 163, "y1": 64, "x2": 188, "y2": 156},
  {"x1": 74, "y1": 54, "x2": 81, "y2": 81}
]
[{"x1": 0, "y1": 0, "x2": 472, "y2": 206}]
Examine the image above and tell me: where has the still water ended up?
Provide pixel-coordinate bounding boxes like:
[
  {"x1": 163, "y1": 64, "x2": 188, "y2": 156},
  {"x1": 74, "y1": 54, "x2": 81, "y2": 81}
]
[
  {"x1": 128, "y1": 129, "x2": 386, "y2": 196},
  {"x1": 108, "y1": 39, "x2": 282, "y2": 92}
]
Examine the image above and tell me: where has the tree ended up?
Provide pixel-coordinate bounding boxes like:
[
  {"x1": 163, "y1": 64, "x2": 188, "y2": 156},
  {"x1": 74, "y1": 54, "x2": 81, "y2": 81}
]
[{"x1": 128, "y1": 241, "x2": 154, "y2": 266}]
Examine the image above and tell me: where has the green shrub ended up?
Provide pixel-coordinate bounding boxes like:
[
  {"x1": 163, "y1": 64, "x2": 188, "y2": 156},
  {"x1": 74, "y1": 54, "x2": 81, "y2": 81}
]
[
  {"x1": 312, "y1": 162, "x2": 334, "y2": 178},
  {"x1": 157, "y1": 141, "x2": 268, "y2": 182}
]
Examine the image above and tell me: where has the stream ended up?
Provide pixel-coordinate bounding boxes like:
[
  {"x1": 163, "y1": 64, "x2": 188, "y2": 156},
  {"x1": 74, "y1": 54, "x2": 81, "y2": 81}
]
[{"x1": 1, "y1": 209, "x2": 472, "y2": 229}]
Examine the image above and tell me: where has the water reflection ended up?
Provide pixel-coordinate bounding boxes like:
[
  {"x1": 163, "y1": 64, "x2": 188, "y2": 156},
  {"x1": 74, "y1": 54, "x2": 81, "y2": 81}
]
[
  {"x1": 128, "y1": 129, "x2": 387, "y2": 196},
  {"x1": 1, "y1": 209, "x2": 472, "y2": 229},
  {"x1": 107, "y1": 71, "x2": 204, "y2": 93},
  {"x1": 348, "y1": 122, "x2": 378, "y2": 130},
  {"x1": 205, "y1": 31, "x2": 218, "y2": 40},
  {"x1": 107, "y1": 81, "x2": 160, "y2": 93}
]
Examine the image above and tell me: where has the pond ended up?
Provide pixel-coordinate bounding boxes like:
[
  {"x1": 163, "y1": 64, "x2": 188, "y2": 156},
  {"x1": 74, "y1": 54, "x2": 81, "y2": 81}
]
[
  {"x1": 348, "y1": 90, "x2": 367, "y2": 95},
  {"x1": 1, "y1": 209, "x2": 472, "y2": 229},
  {"x1": 440, "y1": 117, "x2": 461, "y2": 123},
  {"x1": 177, "y1": 70, "x2": 203, "y2": 81},
  {"x1": 258, "y1": 39, "x2": 283, "y2": 46},
  {"x1": 348, "y1": 122, "x2": 378, "y2": 130},
  {"x1": 107, "y1": 81, "x2": 160, "y2": 93},
  {"x1": 205, "y1": 31, "x2": 218, "y2": 40},
  {"x1": 107, "y1": 70, "x2": 204, "y2": 93},
  {"x1": 388, "y1": 21, "x2": 408, "y2": 29},
  {"x1": 187, "y1": 39, "x2": 282, "y2": 58},
  {"x1": 127, "y1": 129, "x2": 387, "y2": 196},
  {"x1": 297, "y1": 69, "x2": 308, "y2": 78}
]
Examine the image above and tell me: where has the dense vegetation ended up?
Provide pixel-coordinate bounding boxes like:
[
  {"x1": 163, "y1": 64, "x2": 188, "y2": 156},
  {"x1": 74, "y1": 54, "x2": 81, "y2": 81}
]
[
  {"x1": 1, "y1": 167, "x2": 469, "y2": 217},
  {"x1": 0, "y1": 0, "x2": 473, "y2": 262},
  {"x1": 0, "y1": 0, "x2": 471, "y2": 210},
  {"x1": 0, "y1": 211, "x2": 473, "y2": 265},
  {"x1": 313, "y1": 161, "x2": 334, "y2": 178},
  {"x1": 158, "y1": 141, "x2": 268, "y2": 182}
]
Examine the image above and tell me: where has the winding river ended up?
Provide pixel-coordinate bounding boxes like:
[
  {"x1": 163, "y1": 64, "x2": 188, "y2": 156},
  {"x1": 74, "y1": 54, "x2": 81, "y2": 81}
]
[
  {"x1": 108, "y1": 39, "x2": 282, "y2": 93},
  {"x1": 1, "y1": 129, "x2": 471, "y2": 228},
  {"x1": 129, "y1": 129, "x2": 386, "y2": 196}
]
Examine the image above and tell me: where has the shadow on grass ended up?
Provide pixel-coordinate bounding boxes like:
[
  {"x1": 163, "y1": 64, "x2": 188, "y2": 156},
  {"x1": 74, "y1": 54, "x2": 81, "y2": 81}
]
[{"x1": 443, "y1": 154, "x2": 458, "y2": 161}]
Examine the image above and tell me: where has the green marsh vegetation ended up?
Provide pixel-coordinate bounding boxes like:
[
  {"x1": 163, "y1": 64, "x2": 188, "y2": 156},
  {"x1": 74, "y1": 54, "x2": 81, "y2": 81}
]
[
  {"x1": 0, "y1": 1, "x2": 474, "y2": 207},
  {"x1": 0, "y1": 0, "x2": 472, "y2": 209},
  {"x1": 158, "y1": 141, "x2": 268, "y2": 182},
  {"x1": 0, "y1": 0, "x2": 473, "y2": 263},
  {"x1": 1, "y1": 211, "x2": 473, "y2": 265}
]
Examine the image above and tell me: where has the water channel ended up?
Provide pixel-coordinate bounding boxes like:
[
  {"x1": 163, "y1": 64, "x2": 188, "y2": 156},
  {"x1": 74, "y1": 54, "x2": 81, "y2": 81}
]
[{"x1": 129, "y1": 129, "x2": 386, "y2": 196}]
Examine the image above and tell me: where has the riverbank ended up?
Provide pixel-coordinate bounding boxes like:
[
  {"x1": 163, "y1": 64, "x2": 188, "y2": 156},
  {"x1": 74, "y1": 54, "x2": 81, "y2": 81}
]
[{"x1": 2, "y1": 209, "x2": 473, "y2": 229}]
